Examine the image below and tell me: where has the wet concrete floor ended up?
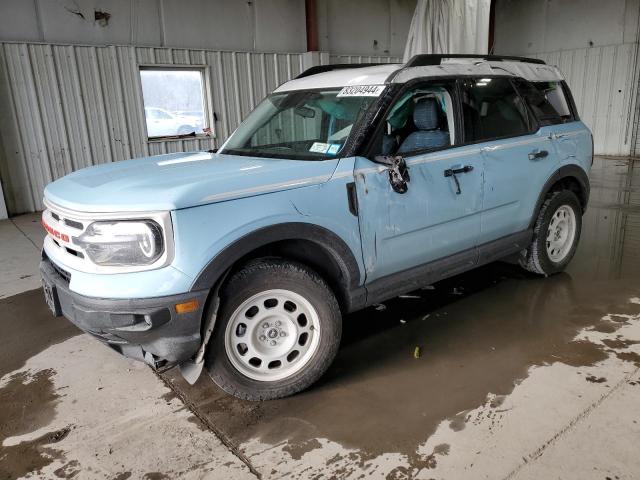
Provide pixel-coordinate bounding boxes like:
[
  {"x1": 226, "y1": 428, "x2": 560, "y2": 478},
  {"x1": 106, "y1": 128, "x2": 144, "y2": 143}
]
[
  {"x1": 0, "y1": 290, "x2": 80, "y2": 479},
  {"x1": 160, "y1": 155, "x2": 640, "y2": 474},
  {"x1": 1, "y1": 156, "x2": 639, "y2": 479}
]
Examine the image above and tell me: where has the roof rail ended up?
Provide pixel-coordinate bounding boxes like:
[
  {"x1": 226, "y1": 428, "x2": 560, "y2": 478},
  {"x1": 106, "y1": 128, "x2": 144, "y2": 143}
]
[
  {"x1": 295, "y1": 63, "x2": 385, "y2": 79},
  {"x1": 405, "y1": 54, "x2": 545, "y2": 67}
]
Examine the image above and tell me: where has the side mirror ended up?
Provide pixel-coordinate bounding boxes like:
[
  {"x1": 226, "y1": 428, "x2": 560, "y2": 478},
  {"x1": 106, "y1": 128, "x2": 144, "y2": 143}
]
[{"x1": 374, "y1": 155, "x2": 410, "y2": 194}]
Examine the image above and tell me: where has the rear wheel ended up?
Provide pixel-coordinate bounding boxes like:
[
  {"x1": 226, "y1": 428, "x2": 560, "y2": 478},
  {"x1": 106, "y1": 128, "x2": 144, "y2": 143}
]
[
  {"x1": 206, "y1": 259, "x2": 341, "y2": 400},
  {"x1": 520, "y1": 189, "x2": 582, "y2": 275}
]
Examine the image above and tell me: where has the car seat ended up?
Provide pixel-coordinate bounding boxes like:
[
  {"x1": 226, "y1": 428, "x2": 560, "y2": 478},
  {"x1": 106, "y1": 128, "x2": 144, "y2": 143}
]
[{"x1": 398, "y1": 98, "x2": 450, "y2": 154}]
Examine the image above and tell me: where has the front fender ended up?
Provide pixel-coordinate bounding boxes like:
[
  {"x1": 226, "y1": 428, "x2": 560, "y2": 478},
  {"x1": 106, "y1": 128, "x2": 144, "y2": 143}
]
[{"x1": 170, "y1": 167, "x2": 364, "y2": 306}]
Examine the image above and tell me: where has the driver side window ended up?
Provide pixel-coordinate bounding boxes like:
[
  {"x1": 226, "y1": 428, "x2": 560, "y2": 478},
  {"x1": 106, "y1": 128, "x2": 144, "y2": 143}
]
[{"x1": 375, "y1": 81, "x2": 456, "y2": 157}]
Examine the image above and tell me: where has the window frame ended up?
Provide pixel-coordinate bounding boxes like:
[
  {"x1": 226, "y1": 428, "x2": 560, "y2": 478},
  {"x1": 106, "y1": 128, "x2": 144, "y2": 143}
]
[
  {"x1": 528, "y1": 80, "x2": 578, "y2": 123},
  {"x1": 138, "y1": 64, "x2": 214, "y2": 142},
  {"x1": 220, "y1": 86, "x2": 383, "y2": 161},
  {"x1": 363, "y1": 77, "x2": 463, "y2": 159},
  {"x1": 455, "y1": 76, "x2": 540, "y2": 147}
]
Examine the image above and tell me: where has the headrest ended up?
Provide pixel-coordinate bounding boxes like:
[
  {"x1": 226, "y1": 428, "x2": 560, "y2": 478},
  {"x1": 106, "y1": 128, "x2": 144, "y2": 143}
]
[{"x1": 413, "y1": 98, "x2": 439, "y2": 130}]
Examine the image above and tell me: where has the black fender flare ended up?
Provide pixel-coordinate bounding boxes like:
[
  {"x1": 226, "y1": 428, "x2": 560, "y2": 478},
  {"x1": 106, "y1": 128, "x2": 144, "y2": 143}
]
[
  {"x1": 528, "y1": 164, "x2": 590, "y2": 229},
  {"x1": 189, "y1": 223, "x2": 365, "y2": 311}
]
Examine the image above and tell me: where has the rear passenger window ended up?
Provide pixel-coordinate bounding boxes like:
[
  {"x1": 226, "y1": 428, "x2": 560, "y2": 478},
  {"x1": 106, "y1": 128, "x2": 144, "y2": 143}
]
[
  {"x1": 535, "y1": 81, "x2": 574, "y2": 121},
  {"x1": 513, "y1": 79, "x2": 573, "y2": 125},
  {"x1": 459, "y1": 78, "x2": 532, "y2": 143}
]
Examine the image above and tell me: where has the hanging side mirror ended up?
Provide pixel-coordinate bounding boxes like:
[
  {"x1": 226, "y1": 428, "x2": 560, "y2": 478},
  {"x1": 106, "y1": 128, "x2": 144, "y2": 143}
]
[{"x1": 374, "y1": 155, "x2": 410, "y2": 194}]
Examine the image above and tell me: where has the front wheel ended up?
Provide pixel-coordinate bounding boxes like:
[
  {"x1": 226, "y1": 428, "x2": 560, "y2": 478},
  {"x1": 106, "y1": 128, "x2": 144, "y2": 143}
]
[
  {"x1": 520, "y1": 189, "x2": 582, "y2": 275},
  {"x1": 206, "y1": 259, "x2": 341, "y2": 400}
]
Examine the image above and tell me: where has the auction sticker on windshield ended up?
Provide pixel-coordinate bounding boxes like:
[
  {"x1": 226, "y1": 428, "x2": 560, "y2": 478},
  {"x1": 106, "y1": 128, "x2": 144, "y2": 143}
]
[
  {"x1": 309, "y1": 142, "x2": 330, "y2": 153},
  {"x1": 337, "y1": 85, "x2": 386, "y2": 97}
]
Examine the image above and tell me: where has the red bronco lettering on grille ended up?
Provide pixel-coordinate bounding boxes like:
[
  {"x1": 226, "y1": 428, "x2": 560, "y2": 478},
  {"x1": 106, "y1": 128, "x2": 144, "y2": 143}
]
[{"x1": 42, "y1": 218, "x2": 70, "y2": 242}]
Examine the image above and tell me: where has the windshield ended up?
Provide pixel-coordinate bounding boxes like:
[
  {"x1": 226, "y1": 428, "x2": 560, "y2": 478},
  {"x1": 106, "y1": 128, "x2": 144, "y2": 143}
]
[{"x1": 219, "y1": 88, "x2": 381, "y2": 160}]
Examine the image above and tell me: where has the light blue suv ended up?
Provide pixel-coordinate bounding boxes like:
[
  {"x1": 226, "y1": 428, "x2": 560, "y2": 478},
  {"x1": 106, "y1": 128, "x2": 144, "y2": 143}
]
[{"x1": 40, "y1": 55, "x2": 592, "y2": 400}]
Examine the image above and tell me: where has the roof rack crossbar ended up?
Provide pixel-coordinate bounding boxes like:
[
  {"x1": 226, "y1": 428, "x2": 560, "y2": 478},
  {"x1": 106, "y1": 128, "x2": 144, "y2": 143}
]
[
  {"x1": 405, "y1": 54, "x2": 545, "y2": 67},
  {"x1": 295, "y1": 63, "x2": 385, "y2": 79}
]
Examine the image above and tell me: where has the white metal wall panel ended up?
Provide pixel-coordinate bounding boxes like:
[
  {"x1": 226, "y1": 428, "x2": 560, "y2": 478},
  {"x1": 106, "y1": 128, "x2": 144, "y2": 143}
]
[
  {"x1": 329, "y1": 54, "x2": 402, "y2": 64},
  {"x1": 0, "y1": 41, "x2": 304, "y2": 215},
  {"x1": 534, "y1": 43, "x2": 638, "y2": 156}
]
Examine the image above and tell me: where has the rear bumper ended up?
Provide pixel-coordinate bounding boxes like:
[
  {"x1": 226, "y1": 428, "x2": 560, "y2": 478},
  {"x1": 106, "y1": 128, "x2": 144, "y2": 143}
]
[{"x1": 40, "y1": 255, "x2": 209, "y2": 368}]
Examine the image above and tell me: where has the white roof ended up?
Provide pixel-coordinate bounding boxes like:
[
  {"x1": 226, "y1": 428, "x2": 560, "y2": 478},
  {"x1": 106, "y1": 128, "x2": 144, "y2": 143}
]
[
  {"x1": 275, "y1": 64, "x2": 401, "y2": 92},
  {"x1": 275, "y1": 59, "x2": 565, "y2": 92}
]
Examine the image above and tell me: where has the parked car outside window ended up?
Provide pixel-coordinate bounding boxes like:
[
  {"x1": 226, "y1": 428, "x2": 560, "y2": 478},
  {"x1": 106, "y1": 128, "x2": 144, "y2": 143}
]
[{"x1": 140, "y1": 68, "x2": 208, "y2": 138}]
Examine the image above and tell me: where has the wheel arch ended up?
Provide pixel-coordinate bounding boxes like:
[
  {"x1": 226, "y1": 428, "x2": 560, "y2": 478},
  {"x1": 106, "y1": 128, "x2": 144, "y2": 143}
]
[
  {"x1": 528, "y1": 164, "x2": 590, "y2": 229},
  {"x1": 190, "y1": 223, "x2": 365, "y2": 313}
]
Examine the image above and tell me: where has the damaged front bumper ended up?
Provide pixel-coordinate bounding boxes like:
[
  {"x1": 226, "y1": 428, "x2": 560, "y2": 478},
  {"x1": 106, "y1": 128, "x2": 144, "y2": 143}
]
[{"x1": 40, "y1": 254, "x2": 209, "y2": 370}]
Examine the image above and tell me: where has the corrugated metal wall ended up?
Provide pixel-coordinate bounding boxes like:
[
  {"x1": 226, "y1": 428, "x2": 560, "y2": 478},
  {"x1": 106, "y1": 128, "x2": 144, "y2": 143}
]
[
  {"x1": 534, "y1": 43, "x2": 639, "y2": 157},
  {"x1": 3, "y1": 40, "x2": 635, "y2": 216},
  {"x1": 0, "y1": 42, "x2": 306, "y2": 215},
  {"x1": 329, "y1": 54, "x2": 402, "y2": 64}
]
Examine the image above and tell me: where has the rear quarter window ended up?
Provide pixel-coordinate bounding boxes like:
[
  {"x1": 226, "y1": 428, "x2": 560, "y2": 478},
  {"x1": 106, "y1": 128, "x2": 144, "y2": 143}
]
[{"x1": 513, "y1": 78, "x2": 575, "y2": 126}]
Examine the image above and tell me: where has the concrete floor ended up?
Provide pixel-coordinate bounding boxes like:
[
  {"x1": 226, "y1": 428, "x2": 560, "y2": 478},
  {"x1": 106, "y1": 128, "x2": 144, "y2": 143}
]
[{"x1": 1, "y1": 156, "x2": 639, "y2": 479}]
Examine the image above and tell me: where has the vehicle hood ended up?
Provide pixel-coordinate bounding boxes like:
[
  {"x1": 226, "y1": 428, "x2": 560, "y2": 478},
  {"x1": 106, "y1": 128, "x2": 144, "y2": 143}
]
[{"x1": 44, "y1": 152, "x2": 340, "y2": 213}]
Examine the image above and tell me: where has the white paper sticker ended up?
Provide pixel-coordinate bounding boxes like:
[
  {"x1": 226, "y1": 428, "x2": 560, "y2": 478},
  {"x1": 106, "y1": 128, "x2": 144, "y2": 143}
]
[
  {"x1": 337, "y1": 85, "x2": 386, "y2": 97},
  {"x1": 309, "y1": 142, "x2": 330, "y2": 153}
]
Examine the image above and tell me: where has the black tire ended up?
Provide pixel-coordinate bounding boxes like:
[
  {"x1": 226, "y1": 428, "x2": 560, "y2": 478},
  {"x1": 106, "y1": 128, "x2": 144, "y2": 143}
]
[
  {"x1": 205, "y1": 258, "x2": 341, "y2": 401},
  {"x1": 520, "y1": 189, "x2": 582, "y2": 275}
]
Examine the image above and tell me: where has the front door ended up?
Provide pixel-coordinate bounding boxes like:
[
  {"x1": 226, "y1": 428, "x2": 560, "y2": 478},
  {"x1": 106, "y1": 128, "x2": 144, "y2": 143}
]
[{"x1": 354, "y1": 80, "x2": 483, "y2": 297}]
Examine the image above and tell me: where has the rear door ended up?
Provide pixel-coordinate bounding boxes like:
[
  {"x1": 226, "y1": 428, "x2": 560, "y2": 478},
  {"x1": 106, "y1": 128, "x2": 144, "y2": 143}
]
[{"x1": 459, "y1": 77, "x2": 558, "y2": 245}]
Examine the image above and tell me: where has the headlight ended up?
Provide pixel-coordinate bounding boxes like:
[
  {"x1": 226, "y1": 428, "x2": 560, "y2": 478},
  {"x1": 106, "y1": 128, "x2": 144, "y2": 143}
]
[{"x1": 74, "y1": 221, "x2": 164, "y2": 266}]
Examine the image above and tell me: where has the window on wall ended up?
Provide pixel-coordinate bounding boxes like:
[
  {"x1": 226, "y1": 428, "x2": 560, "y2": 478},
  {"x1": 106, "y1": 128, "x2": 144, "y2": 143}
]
[
  {"x1": 459, "y1": 77, "x2": 532, "y2": 143},
  {"x1": 139, "y1": 67, "x2": 209, "y2": 139}
]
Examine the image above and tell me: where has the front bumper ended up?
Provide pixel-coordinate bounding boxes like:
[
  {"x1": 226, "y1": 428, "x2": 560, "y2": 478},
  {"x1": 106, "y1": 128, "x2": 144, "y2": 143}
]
[{"x1": 40, "y1": 254, "x2": 209, "y2": 368}]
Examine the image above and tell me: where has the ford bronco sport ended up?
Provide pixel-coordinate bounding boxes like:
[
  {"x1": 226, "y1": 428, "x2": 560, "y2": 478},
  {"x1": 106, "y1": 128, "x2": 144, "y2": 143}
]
[{"x1": 40, "y1": 54, "x2": 592, "y2": 400}]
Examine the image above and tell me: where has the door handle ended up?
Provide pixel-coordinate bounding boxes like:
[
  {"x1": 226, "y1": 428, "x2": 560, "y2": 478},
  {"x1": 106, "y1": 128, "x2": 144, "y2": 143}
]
[
  {"x1": 444, "y1": 165, "x2": 474, "y2": 176},
  {"x1": 444, "y1": 165, "x2": 474, "y2": 195},
  {"x1": 528, "y1": 150, "x2": 549, "y2": 161}
]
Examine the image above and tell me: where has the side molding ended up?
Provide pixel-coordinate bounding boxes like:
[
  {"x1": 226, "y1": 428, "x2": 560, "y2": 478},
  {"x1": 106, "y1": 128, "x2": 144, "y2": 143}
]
[{"x1": 190, "y1": 223, "x2": 364, "y2": 311}]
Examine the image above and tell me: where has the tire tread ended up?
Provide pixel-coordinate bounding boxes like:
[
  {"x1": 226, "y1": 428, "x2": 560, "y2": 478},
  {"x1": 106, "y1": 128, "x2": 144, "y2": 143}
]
[
  {"x1": 207, "y1": 258, "x2": 341, "y2": 401},
  {"x1": 520, "y1": 189, "x2": 581, "y2": 275}
]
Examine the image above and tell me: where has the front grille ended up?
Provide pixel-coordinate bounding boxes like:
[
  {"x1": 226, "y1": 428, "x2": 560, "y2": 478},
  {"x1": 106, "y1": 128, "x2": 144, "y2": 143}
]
[
  {"x1": 64, "y1": 218, "x2": 84, "y2": 230},
  {"x1": 43, "y1": 202, "x2": 91, "y2": 268}
]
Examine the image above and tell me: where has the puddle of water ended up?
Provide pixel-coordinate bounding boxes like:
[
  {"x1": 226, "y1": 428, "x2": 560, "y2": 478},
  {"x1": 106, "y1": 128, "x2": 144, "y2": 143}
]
[
  {"x1": 162, "y1": 157, "x2": 640, "y2": 466},
  {"x1": 0, "y1": 289, "x2": 79, "y2": 378},
  {"x1": 0, "y1": 287, "x2": 78, "y2": 477},
  {"x1": 0, "y1": 369, "x2": 68, "y2": 479}
]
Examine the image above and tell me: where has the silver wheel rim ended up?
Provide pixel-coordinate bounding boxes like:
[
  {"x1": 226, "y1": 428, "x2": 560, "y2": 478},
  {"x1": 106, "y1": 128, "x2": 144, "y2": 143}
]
[
  {"x1": 546, "y1": 204, "x2": 577, "y2": 262},
  {"x1": 224, "y1": 289, "x2": 321, "y2": 382}
]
